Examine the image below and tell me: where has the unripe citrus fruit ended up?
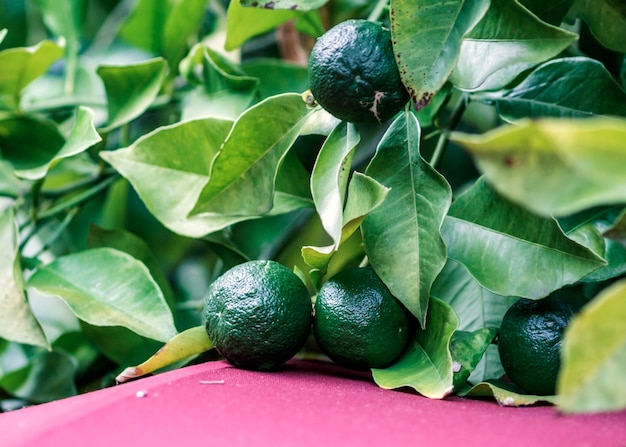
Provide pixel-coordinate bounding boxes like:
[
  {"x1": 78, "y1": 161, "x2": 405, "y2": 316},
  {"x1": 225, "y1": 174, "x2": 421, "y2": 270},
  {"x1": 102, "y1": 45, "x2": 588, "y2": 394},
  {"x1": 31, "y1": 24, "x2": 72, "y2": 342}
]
[
  {"x1": 498, "y1": 290, "x2": 578, "y2": 395},
  {"x1": 313, "y1": 266, "x2": 412, "y2": 370},
  {"x1": 203, "y1": 260, "x2": 312, "y2": 371},
  {"x1": 308, "y1": 19, "x2": 409, "y2": 124}
]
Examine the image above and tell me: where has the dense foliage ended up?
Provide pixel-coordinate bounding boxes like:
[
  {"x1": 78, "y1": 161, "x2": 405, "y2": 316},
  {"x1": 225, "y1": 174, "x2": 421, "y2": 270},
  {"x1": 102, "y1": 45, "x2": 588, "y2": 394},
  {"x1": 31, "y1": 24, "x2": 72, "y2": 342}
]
[{"x1": 0, "y1": 0, "x2": 624, "y2": 414}]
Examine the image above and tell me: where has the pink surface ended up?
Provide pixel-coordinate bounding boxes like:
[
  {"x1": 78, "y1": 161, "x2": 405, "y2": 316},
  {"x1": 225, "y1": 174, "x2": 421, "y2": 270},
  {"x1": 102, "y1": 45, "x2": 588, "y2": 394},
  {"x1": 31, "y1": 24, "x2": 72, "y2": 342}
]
[{"x1": 1, "y1": 359, "x2": 625, "y2": 447}]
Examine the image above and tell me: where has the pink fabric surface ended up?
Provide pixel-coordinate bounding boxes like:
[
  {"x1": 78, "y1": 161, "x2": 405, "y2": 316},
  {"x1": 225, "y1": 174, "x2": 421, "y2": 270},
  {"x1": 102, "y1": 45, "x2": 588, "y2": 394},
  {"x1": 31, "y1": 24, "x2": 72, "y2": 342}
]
[{"x1": 1, "y1": 359, "x2": 625, "y2": 447}]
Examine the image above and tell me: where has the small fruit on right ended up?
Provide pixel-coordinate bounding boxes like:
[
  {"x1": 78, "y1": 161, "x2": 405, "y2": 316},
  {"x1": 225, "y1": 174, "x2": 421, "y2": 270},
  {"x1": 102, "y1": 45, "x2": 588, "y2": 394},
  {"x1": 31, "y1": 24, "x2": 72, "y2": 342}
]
[
  {"x1": 498, "y1": 290, "x2": 580, "y2": 396},
  {"x1": 313, "y1": 266, "x2": 413, "y2": 370},
  {"x1": 308, "y1": 19, "x2": 409, "y2": 124}
]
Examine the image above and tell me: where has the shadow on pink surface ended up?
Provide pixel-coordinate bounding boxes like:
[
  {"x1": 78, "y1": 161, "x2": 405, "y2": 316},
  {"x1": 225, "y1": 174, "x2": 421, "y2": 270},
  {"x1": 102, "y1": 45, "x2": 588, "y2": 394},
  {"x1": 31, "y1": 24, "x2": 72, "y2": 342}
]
[{"x1": 1, "y1": 359, "x2": 625, "y2": 447}]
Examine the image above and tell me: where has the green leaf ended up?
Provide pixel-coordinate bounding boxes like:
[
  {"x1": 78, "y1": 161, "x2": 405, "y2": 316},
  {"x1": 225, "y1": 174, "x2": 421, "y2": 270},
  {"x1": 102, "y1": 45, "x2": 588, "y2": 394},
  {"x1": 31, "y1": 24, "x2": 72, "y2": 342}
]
[
  {"x1": 33, "y1": 0, "x2": 83, "y2": 43},
  {"x1": 0, "y1": 114, "x2": 64, "y2": 171},
  {"x1": 557, "y1": 279, "x2": 626, "y2": 413},
  {"x1": 0, "y1": 350, "x2": 77, "y2": 403},
  {"x1": 97, "y1": 57, "x2": 168, "y2": 131},
  {"x1": 179, "y1": 45, "x2": 259, "y2": 120},
  {"x1": 15, "y1": 106, "x2": 101, "y2": 180},
  {"x1": 451, "y1": 117, "x2": 626, "y2": 217},
  {"x1": 161, "y1": 0, "x2": 207, "y2": 69},
  {"x1": 80, "y1": 323, "x2": 164, "y2": 366},
  {"x1": 240, "y1": 0, "x2": 329, "y2": 10},
  {"x1": 441, "y1": 177, "x2": 606, "y2": 298},
  {"x1": 362, "y1": 112, "x2": 451, "y2": 325},
  {"x1": 432, "y1": 258, "x2": 518, "y2": 382},
  {"x1": 432, "y1": 259, "x2": 519, "y2": 331},
  {"x1": 302, "y1": 172, "x2": 389, "y2": 272},
  {"x1": 225, "y1": 0, "x2": 300, "y2": 51},
  {"x1": 87, "y1": 225, "x2": 176, "y2": 309},
  {"x1": 119, "y1": 0, "x2": 206, "y2": 69},
  {"x1": 0, "y1": 29, "x2": 6, "y2": 45},
  {"x1": 390, "y1": 0, "x2": 489, "y2": 109},
  {"x1": 571, "y1": 0, "x2": 626, "y2": 52},
  {"x1": 450, "y1": 0, "x2": 578, "y2": 91},
  {"x1": 0, "y1": 40, "x2": 64, "y2": 106},
  {"x1": 517, "y1": 0, "x2": 574, "y2": 25},
  {"x1": 450, "y1": 327, "x2": 497, "y2": 390},
  {"x1": 190, "y1": 93, "x2": 310, "y2": 216},
  {"x1": 0, "y1": 208, "x2": 48, "y2": 348},
  {"x1": 26, "y1": 247, "x2": 177, "y2": 343},
  {"x1": 100, "y1": 117, "x2": 236, "y2": 238},
  {"x1": 243, "y1": 59, "x2": 310, "y2": 99},
  {"x1": 116, "y1": 326, "x2": 213, "y2": 383},
  {"x1": 495, "y1": 57, "x2": 626, "y2": 120},
  {"x1": 461, "y1": 379, "x2": 557, "y2": 406},
  {"x1": 372, "y1": 298, "x2": 458, "y2": 399},
  {"x1": 310, "y1": 121, "x2": 360, "y2": 247}
]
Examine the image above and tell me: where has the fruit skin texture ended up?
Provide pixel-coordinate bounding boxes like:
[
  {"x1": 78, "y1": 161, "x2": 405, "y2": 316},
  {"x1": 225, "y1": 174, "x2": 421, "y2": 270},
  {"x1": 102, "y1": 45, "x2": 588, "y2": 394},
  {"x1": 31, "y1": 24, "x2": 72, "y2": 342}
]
[
  {"x1": 308, "y1": 19, "x2": 409, "y2": 124},
  {"x1": 313, "y1": 266, "x2": 413, "y2": 370},
  {"x1": 498, "y1": 291, "x2": 577, "y2": 396},
  {"x1": 203, "y1": 260, "x2": 312, "y2": 371}
]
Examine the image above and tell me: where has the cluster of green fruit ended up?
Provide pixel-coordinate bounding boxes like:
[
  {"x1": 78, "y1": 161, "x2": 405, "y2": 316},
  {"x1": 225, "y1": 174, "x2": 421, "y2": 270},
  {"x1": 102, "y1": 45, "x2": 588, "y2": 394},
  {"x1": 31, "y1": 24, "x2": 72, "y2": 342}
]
[
  {"x1": 203, "y1": 260, "x2": 412, "y2": 372},
  {"x1": 203, "y1": 19, "x2": 579, "y2": 398}
]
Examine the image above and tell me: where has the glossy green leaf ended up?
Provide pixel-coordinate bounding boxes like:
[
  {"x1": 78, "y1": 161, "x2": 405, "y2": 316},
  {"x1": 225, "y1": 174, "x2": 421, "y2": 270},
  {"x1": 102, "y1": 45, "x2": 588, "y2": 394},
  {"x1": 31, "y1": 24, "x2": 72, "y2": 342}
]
[
  {"x1": 116, "y1": 326, "x2": 213, "y2": 383},
  {"x1": 571, "y1": 0, "x2": 626, "y2": 52},
  {"x1": 432, "y1": 259, "x2": 520, "y2": 331},
  {"x1": 362, "y1": 112, "x2": 452, "y2": 325},
  {"x1": 240, "y1": 0, "x2": 329, "y2": 10},
  {"x1": 518, "y1": 0, "x2": 574, "y2": 25},
  {"x1": 97, "y1": 57, "x2": 168, "y2": 131},
  {"x1": 496, "y1": 57, "x2": 626, "y2": 120},
  {"x1": 190, "y1": 93, "x2": 310, "y2": 216},
  {"x1": 0, "y1": 350, "x2": 77, "y2": 403},
  {"x1": 557, "y1": 279, "x2": 626, "y2": 413},
  {"x1": 26, "y1": 247, "x2": 177, "y2": 343},
  {"x1": 15, "y1": 106, "x2": 101, "y2": 180},
  {"x1": 390, "y1": 0, "x2": 489, "y2": 109},
  {"x1": 0, "y1": 40, "x2": 64, "y2": 105},
  {"x1": 310, "y1": 121, "x2": 360, "y2": 247},
  {"x1": 0, "y1": 208, "x2": 48, "y2": 348},
  {"x1": 0, "y1": 114, "x2": 64, "y2": 171},
  {"x1": 87, "y1": 225, "x2": 176, "y2": 309},
  {"x1": 432, "y1": 258, "x2": 518, "y2": 382},
  {"x1": 225, "y1": 0, "x2": 299, "y2": 51},
  {"x1": 302, "y1": 172, "x2": 389, "y2": 272},
  {"x1": 0, "y1": 29, "x2": 6, "y2": 44},
  {"x1": 101, "y1": 117, "x2": 236, "y2": 237},
  {"x1": 450, "y1": 328, "x2": 497, "y2": 390},
  {"x1": 450, "y1": 0, "x2": 578, "y2": 91},
  {"x1": 372, "y1": 298, "x2": 458, "y2": 399},
  {"x1": 451, "y1": 117, "x2": 626, "y2": 217},
  {"x1": 441, "y1": 177, "x2": 606, "y2": 298},
  {"x1": 461, "y1": 379, "x2": 557, "y2": 406}
]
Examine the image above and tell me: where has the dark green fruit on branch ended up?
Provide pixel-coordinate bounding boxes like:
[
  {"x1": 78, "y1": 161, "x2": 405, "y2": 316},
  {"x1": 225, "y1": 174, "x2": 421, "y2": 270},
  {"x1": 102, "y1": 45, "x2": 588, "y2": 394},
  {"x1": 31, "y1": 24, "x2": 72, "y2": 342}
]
[
  {"x1": 308, "y1": 19, "x2": 409, "y2": 124},
  {"x1": 498, "y1": 290, "x2": 580, "y2": 396},
  {"x1": 203, "y1": 260, "x2": 312, "y2": 371},
  {"x1": 313, "y1": 266, "x2": 413, "y2": 370}
]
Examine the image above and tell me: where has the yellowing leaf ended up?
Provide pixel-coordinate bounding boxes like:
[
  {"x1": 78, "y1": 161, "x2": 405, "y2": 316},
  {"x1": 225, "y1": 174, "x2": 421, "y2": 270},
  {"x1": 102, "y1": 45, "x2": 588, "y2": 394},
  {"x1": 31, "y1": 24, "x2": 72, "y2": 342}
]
[
  {"x1": 451, "y1": 117, "x2": 626, "y2": 217},
  {"x1": 557, "y1": 279, "x2": 626, "y2": 413}
]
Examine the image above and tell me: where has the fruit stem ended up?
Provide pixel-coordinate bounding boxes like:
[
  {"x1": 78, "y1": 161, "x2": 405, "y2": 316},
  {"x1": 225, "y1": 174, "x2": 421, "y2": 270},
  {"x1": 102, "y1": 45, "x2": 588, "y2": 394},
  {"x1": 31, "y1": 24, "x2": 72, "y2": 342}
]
[
  {"x1": 430, "y1": 92, "x2": 468, "y2": 169},
  {"x1": 367, "y1": 0, "x2": 389, "y2": 22}
]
